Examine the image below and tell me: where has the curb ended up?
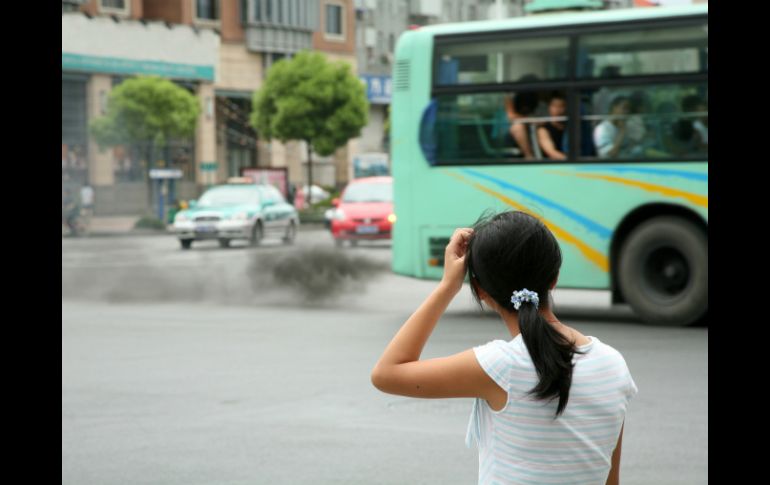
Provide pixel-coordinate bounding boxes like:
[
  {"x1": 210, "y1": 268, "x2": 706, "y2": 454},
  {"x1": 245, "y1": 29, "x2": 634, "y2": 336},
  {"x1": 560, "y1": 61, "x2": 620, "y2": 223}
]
[
  {"x1": 65, "y1": 230, "x2": 169, "y2": 238},
  {"x1": 71, "y1": 223, "x2": 329, "y2": 238}
]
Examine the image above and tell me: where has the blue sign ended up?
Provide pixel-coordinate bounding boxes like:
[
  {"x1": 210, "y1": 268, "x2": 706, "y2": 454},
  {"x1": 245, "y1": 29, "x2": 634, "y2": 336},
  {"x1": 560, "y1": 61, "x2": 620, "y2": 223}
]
[{"x1": 359, "y1": 74, "x2": 392, "y2": 104}]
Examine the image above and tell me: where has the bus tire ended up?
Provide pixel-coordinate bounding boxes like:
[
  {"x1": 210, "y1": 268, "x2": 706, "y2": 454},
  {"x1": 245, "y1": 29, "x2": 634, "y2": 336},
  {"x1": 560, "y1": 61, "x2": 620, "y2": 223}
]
[{"x1": 617, "y1": 216, "x2": 707, "y2": 326}]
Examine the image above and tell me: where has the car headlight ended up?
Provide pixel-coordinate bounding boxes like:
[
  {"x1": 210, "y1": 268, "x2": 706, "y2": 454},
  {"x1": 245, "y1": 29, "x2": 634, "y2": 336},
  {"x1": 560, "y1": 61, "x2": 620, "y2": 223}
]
[
  {"x1": 334, "y1": 209, "x2": 346, "y2": 221},
  {"x1": 175, "y1": 213, "x2": 189, "y2": 223},
  {"x1": 387, "y1": 214, "x2": 397, "y2": 223},
  {"x1": 231, "y1": 212, "x2": 249, "y2": 221}
]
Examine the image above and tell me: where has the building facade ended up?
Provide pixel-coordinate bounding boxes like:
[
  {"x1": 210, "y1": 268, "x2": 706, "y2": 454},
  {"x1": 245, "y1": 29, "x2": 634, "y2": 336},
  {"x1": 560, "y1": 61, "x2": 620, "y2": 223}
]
[{"x1": 62, "y1": 0, "x2": 357, "y2": 216}]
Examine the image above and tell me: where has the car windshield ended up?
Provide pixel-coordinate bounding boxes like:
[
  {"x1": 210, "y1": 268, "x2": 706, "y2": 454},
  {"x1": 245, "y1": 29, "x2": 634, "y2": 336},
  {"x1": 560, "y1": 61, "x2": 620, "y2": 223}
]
[
  {"x1": 342, "y1": 182, "x2": 392, "y2": 203},
  {"x1": 198, "y1": 187, "x2": 260, "y2": 207}
]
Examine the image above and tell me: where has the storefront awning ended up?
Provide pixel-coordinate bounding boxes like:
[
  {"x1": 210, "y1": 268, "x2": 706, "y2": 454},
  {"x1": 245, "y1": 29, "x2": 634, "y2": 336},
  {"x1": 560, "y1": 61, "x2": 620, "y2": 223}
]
[{"x1": 62, "y1": 13, "x2": 219, "y2": 82}]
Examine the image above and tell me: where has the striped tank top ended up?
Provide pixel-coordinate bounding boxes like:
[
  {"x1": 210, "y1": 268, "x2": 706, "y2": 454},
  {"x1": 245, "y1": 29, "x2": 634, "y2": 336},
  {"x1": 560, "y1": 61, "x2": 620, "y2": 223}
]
[{"x1": 466, "y1": 335, "x2": 638, "y2": 485}]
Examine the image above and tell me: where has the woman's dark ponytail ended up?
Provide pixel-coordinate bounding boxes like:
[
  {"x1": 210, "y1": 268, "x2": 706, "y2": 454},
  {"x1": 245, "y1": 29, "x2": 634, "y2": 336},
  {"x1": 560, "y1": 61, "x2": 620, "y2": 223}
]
[
  {"x1": 517, "y1": 300, "x2": 581, "y2": 417},
  {"x1": 467, "y1": 210, "x2": 584, "y2": 418}
]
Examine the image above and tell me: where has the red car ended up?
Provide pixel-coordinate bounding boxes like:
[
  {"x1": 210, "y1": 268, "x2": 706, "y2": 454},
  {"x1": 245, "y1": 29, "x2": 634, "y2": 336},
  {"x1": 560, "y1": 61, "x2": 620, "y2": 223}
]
[{"x1": 331, "y1": 176, "x2": 394, "y2": 246}]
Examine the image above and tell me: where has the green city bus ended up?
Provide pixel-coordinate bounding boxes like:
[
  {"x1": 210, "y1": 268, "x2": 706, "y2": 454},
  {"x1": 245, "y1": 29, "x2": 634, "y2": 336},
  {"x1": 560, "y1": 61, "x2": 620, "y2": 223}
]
[{"x1": 390, "y1": 4, "x2": 708, "y2": 325}]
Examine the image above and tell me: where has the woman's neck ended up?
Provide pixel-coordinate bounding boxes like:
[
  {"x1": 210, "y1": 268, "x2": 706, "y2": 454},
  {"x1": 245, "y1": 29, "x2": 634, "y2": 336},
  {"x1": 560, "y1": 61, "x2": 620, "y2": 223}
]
[{"x1": 501, "y1": 308, "x2": 561, "y2": 339}]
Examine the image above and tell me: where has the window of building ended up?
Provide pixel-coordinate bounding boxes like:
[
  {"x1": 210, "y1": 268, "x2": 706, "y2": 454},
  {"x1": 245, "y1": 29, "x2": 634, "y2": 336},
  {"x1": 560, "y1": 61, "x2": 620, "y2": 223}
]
[
  {"x1": 325, "y1": 3, "x2": 344, "y2": 38},
  {"x1": 99, "y1": 0, "x2": 128, "y2": 15},
  {"x1": 195, "y1": 0, "x2": 220, "y2": 21}
]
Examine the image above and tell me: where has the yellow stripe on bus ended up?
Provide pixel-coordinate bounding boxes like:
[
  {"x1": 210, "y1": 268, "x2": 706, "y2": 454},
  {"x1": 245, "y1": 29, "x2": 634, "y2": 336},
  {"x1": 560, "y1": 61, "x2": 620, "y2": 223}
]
[
  {"x1": 546, "y1": 170, "x2": 708, "y2": 208},
  {"x1": 445, "y1": 171, "x2": 609, "y2": 272}
]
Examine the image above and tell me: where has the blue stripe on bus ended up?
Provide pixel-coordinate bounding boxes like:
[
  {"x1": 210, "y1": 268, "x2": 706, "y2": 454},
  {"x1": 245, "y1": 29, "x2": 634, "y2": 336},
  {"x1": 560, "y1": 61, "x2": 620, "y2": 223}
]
[
  {"x1": 575, "y1": 166, "x2": 708, "y2": 182},
  {"x1": 462, "y1": 169, "x2": 612, "y2": 240}
]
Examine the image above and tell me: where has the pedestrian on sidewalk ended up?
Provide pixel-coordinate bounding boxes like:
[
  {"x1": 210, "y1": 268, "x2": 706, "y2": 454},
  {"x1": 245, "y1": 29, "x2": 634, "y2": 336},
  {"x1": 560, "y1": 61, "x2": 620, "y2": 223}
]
[
  {"x1": 62, "y1": 188, "x2": 80, "y2": 236},
  {"x1": 79, "y1": 184, "x2": 94, "y2": 231}
]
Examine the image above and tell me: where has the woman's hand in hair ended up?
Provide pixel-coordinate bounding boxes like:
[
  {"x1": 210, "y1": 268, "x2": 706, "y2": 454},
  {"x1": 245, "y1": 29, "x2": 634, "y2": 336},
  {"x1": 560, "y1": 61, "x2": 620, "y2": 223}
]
[{"x1": 440, "y1": 228, "x2": 474, "y2": 295}]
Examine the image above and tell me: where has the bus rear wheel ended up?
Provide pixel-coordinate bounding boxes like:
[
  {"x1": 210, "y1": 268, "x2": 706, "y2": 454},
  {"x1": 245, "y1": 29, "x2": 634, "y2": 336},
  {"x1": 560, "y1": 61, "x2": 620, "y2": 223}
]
[{"x1": 617, "y1": 216, "x2": 707, "y2": 326}]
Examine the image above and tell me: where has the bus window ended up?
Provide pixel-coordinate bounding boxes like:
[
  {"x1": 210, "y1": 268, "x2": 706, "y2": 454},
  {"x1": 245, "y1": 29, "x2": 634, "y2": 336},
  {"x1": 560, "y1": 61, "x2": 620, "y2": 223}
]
[
  {"x1": 422, "y1": 90, "x2": 562, "y2": 165},
  {"x1": 579, "y1": 82, "x2": 708, "y2": 161},
  {"x1": 434, "y1": 36, "x2": 569, "y2": 86},
  {"x1": 577, "y1": 23, "x2": 708, "y2": 78}
]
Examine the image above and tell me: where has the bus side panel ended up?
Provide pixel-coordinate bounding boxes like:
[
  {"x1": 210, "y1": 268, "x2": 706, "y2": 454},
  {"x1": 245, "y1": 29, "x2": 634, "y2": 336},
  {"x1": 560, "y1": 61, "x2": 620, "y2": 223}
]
[
  {"x1": 391, "y1": 30, "x2": 434, "y2": 278},
  {"x1": 406, "y1": 163, "x2": 706, "y2": 289}
]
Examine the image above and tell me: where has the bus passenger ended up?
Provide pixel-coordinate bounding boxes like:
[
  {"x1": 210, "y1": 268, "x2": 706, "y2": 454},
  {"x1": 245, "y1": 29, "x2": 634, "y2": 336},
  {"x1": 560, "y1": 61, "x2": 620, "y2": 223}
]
[{"x1": 537, "y1": 92, "x2": 567, "y2": 160}]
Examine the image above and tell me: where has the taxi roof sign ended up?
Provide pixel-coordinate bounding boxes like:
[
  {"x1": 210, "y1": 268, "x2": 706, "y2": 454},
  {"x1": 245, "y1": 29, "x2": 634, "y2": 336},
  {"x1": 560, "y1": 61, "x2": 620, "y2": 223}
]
[{"x1": 226, "y1": 177, "x2": 254, "y2": 184}]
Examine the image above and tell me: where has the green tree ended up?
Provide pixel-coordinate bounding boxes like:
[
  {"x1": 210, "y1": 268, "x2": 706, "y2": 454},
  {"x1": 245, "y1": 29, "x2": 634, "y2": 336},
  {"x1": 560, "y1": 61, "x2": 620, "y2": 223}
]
[
  {"x1": 90, "y1": 76, "x2": 200, "y2": 202},
  {"x1": 251, "y1": 51, "x2": 368, "y2": 205}
]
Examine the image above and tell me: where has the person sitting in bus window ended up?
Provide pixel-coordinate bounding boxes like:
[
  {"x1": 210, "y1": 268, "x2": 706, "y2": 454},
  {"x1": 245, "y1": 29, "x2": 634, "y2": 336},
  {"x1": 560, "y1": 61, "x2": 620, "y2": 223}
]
[
  {"x1": 653, "y1": 100, "x2": 678, "y2": 154},
  {"x1": 683, "y1": 95, "x2": 708, "y2": 148},
  {"x1": 625, "y1": 90, "x2": 670, "y2": 158},
  {"x1": 669, "y1": 95, "x2": 708, "y2": 157},
  {"x1": 672, "y1": 118, "x2": 695, "y2": 154},
  {"x1": 503, "y1": 75, "x2": 541, "y2": 159},
  {"x1": 592, "y1": 65, "x2": 622, "y2": 116},
  {"x1": 536, "y1": 92, "x2": 567, "y2": 160},
  {"x1": 593, "y1": 96, "x2": 642, "y2": 159},
  {"x1": 626, "y1": 91, "x2": 651, "y2": 145}
]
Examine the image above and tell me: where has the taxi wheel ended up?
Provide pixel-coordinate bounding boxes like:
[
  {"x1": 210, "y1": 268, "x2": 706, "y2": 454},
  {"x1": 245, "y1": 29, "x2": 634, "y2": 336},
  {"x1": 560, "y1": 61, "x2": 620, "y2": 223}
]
[
  {"x1": 250, "y1": 222, "x2": 263, "y2": 247},
  {"x1": 180, "y1": 239, "x2": 192, "y2": 250}
]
